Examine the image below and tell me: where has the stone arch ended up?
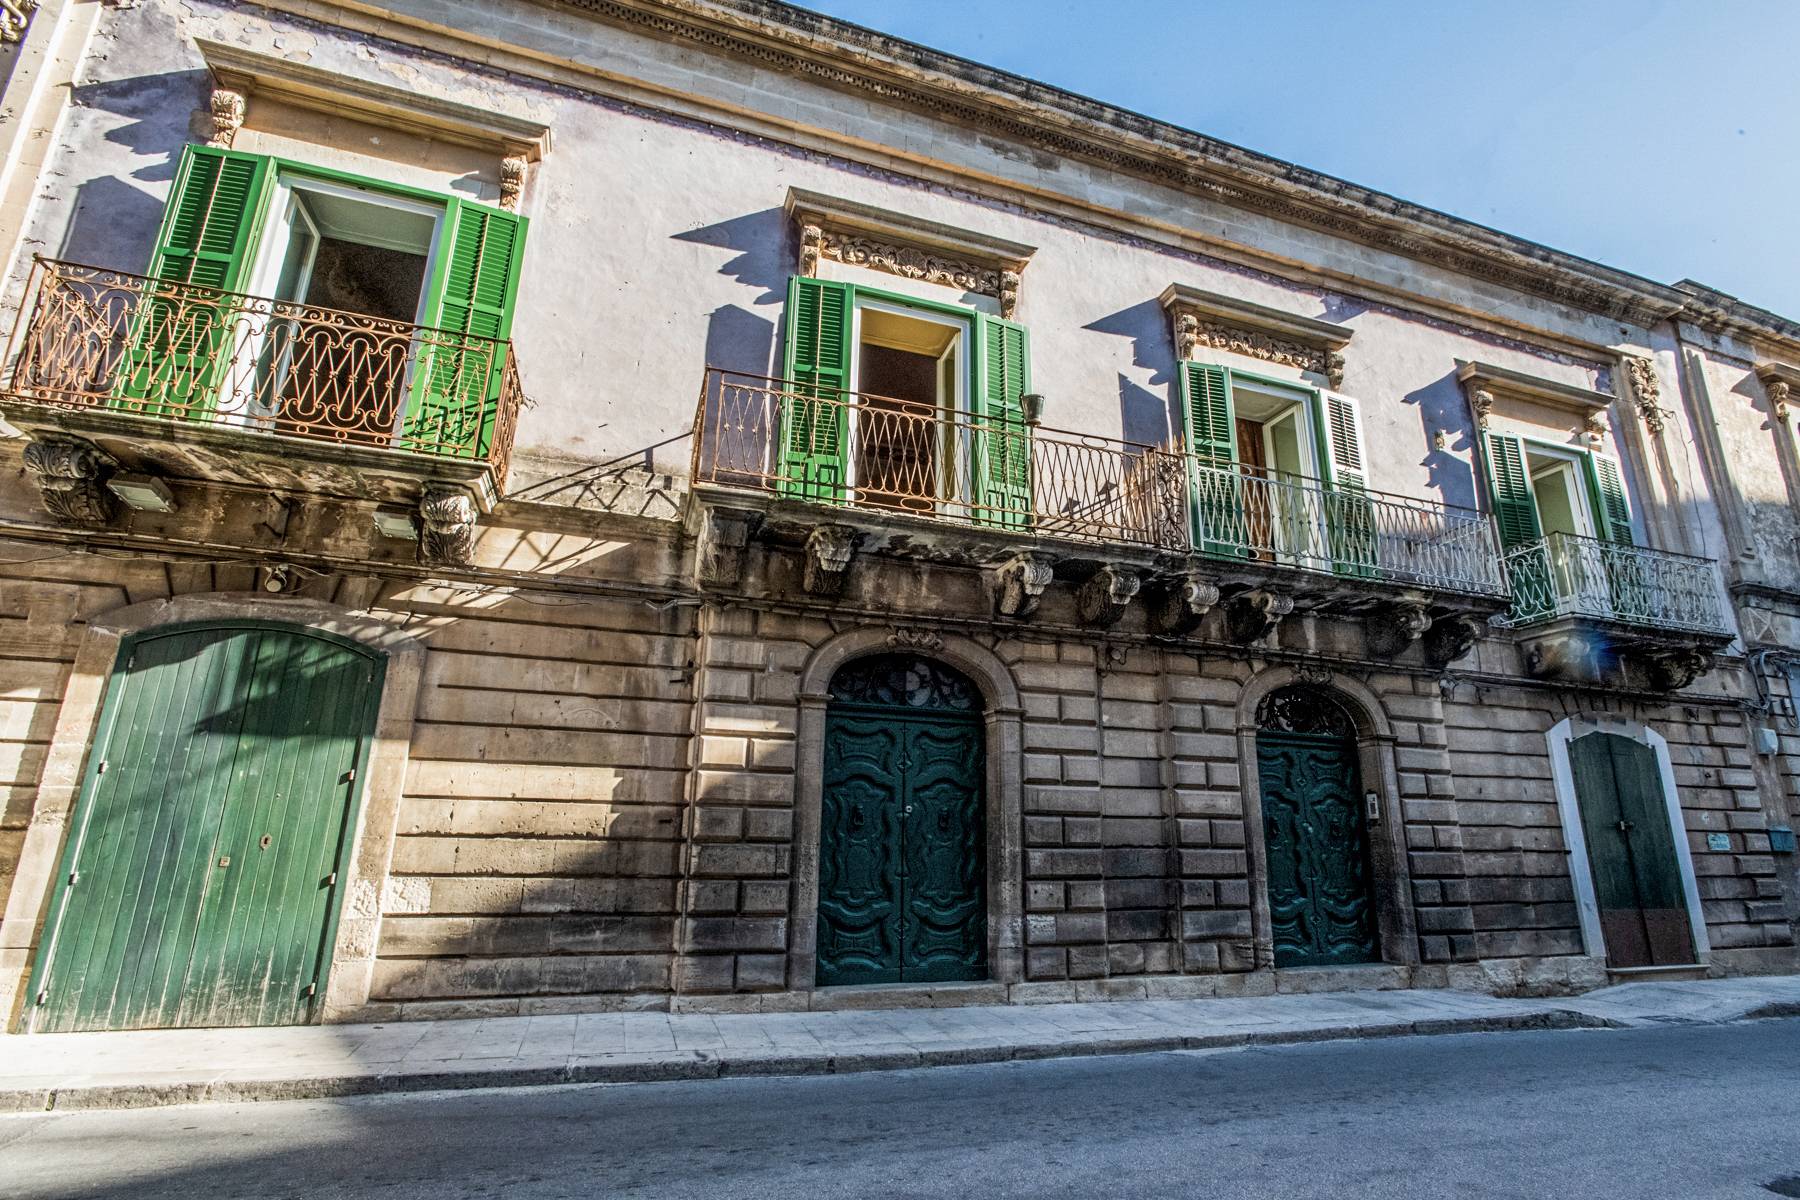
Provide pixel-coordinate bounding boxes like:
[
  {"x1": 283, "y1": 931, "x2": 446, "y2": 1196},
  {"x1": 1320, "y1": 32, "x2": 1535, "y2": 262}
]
[
  {"x1": 790, "y1": 627, "x2": 1024, "y2": 993},
  {"x1": 1234, "y1": 664, "x2": 1418, "y2": 974},
  {"x1": 1, "y1": 593, "x2": 425, "y2": 1028}
]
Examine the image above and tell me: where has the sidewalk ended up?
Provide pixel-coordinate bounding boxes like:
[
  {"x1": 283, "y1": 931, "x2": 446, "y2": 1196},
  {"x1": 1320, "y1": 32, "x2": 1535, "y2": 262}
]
[{"x1": 4, "y1": 975, "x2": 1797, "y2": 1114}]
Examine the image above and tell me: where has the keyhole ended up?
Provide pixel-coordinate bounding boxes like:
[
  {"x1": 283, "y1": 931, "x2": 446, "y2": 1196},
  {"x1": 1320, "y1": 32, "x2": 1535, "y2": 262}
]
[
  {"x1": 850, "y1": 806, "x2": 864, "y2": 831},
  {"x1": 259, "y1": 834, "x2": 272, "y2": 850}
]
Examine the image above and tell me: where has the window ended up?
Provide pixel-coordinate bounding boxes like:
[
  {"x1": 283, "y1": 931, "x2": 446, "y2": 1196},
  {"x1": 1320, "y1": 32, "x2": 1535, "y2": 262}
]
[
  {"x1": 1175, "y1": 361, "x2": 1368, "y2": 570},
  {"x1": 780, "y1": 276, "x2": 1029, "y2": 528},
  {"x1": 120, "y1": 144, "x2": 527, "y2": 460},
  {"x1": 1481, "y1": 433, "x2": 1633, "y2": 551}
]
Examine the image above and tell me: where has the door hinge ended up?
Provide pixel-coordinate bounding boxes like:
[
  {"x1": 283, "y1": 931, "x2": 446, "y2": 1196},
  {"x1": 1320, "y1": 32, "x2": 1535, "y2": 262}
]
[
  {"x1": 324, "y1": 871, "x2": 337, "y2": 887},
  {"x1": 304, "y1": 982, "x2": 317, "y2": 997},
  {"x1": 67, "y1": 871, "x2": 78, "y2": 886},
  {"x1": 34, "y1": 989, "x2": 46, "y2": 1006},
  {"x1": 344, "y1": 768, "x2": 356, "y2": 783},
  {"x1": 96, "y1": 760, "x2": 107, "y2": 775}
]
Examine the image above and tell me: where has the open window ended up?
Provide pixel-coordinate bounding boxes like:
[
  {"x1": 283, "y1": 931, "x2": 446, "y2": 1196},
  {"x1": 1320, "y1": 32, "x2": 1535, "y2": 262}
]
[
  {"x1": 1484, "y1": 431, "x2": 1636, "y2": 619},
  {"x1": 780, "y1": 276, "x2": 1029, "y2": 528},
  {"x1": 117, "y1": 145, "x2": 526, "y2": 462}
]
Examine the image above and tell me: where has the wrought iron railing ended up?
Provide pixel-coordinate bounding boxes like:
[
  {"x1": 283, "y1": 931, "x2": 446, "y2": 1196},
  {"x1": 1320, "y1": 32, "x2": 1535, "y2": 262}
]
[
  {"x1": 0, "y1": 258, "x2": 521, "y2": 483},
  {"x1": 691, "y1": 369, "x2": 1506, "y2": 596},
  {"x1": 1501, "y1": 531, "x2": 1729, "y2": 634},
  {"x1": 1188, "y1": 460, "x2": 1506, "y2": 596},
  {"x1": 693, "y1": 368, "x2": 1189, "y2": 548}
]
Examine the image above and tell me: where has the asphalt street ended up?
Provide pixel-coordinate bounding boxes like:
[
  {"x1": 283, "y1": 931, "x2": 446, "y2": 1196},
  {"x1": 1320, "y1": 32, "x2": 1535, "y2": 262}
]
[{"x1": 3, "y1": 1018, "x2": 1797, "y2": 1199}]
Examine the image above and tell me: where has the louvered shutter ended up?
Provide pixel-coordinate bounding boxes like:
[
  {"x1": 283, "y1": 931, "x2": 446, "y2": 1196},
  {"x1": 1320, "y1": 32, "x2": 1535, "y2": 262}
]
[
  {"x1": 1315, "y1": 391, "x2": 1376, "y2": 577},
  {"x1": 1585, "y1": 452, "x2": 1635, "y2": 545},
  {"x1": 972, "y1": 312, "x2": 1032, "y2": 529},
  {"x1": 776, "y1": 276, "x2": 851, "y2": 502},
  {"x1": 1177, "y1": 361, "x2": 1241, "y2": 558},
  {"x1": 1483, "y1": 432, "x2": 1542, "y2": 549},
  {"x1": 405, "y1": 198, "x2": 527, "y2": 460},
  {"x1": 116, "y1": 145, "x2": 274, "y2": 415}
]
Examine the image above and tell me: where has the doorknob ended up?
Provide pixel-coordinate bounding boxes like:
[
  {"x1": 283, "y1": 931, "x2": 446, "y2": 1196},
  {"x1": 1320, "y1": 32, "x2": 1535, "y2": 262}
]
[
  {"x1": 903, "y1": 805, "x2": 914, "y2": 816},
  {"x1": 1616, "y1": 819, "x2": 1635, "y2": 834}
]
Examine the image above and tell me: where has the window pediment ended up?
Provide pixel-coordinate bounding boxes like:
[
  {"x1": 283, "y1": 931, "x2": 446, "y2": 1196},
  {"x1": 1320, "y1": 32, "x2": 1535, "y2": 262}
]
[
  {"x1": 1159, "y1": 283, "x2": 1353, "y2": 389},
  {"x1": 785, "y1": 188, "x2": 1035, "y2": 318},
  {"x1": 1457, "y1": 359, "x2": 1614, "y2": 445}
]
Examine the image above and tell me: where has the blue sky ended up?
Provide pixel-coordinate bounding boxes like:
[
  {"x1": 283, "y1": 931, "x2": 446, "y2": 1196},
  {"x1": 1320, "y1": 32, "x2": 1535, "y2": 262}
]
[{"x1": 798, "y1": 1, "x2": 1800, "y2": 318}]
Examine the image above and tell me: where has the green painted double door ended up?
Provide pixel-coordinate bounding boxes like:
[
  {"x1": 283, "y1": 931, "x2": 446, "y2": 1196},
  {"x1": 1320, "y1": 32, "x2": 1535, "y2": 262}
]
[
  {"x1": 818, "y1": 710, "x2": 985, "y2": 986},
  {"x1": 1257, "y1": 733, "x2": 1380, "y2": 968},
  {"x1": 1568, "y1": 732, "x2": 1694, "y2": 968},
  {"x1": 29, "y1": 624, "x2": 382, "y2": 1033}
]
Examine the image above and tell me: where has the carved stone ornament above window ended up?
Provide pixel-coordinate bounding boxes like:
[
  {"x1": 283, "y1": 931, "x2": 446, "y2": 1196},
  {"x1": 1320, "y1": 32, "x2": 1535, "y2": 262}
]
[
  {"x1": 786, "y1": 188, "x2": 1035, "y2": 319},
  {"x1": 1455, "y1": 360, "x2": 1614, "y2": 439},
  {"x1": 1755, "y1": 361, "x2": 1800, "y2": 423},
  {"x1": 195, "y1": 39, "x2": 551, "y2": 212},
  {"x1": 1159, "y1": 283, "x2": 1353, "y2": 389}
]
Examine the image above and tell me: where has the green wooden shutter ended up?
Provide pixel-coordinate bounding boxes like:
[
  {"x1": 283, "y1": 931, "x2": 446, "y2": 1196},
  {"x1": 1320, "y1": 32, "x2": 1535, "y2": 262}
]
[
  {"x1": 778, "y1": 276, "x2": 851, "y2": 502},
  {"x1": 116, "y1": 145, "x2": 274, "y2": 415},
  {"x1": 1177, "y1": 361, "x2": 1240, "y2": 557},
  {"x1": 404, "y1": 198, "x2": 527, "y2": 460},
  {"x1": 972, "y1": 312, "x2": 1032, "y2": 529},
  {"x1": 1316, "y1": 391, "x2": 1375, "y2": 577},
  {"x1": 1585, "y1": 452, "x2": 1635, "y2": 545},
  {"x1": 1483, "y1": 432, "x2": 1542, "y2": 550}
]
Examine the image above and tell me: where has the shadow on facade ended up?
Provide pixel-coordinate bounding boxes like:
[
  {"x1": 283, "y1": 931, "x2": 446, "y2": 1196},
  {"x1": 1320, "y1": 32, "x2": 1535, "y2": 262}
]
[{"x1": 1401, "y1": 370, "x2": 1479, "y2": 511}]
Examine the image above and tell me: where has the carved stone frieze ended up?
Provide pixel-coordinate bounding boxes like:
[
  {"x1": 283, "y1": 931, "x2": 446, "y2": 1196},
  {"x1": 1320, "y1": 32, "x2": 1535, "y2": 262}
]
[
  {"x1": 886, "y1": 626, "x2": 944, "y2": 652},
  {"x1": 1189, "y1": 319, "x2": 1344, "y2": 389},
  {"x1": 418, "y1": 485, "x2": 478, "y2": 567},
  {"x1": 994, "y1": 552, "x2": 1055, "y2": 619},
  {"x1": 694, "y1": 505, "x2": 763, "y2": 590},
  {"x1": 499, "y1": 154, "x2": 529, "y2": 212},
  {"x1": 817, "y1": 229, "x2": 999, "y2": 296},
  {"x1": 1075, "y1": 565, "x2": 1140, "y2": 628},
  {"x1": 1223, "y1": 588, "x2": 1293, "y2": 644},
  {"x1": 206, "y1": 87, "x2": 246, "y2": 148},
  {"x1": 1422, "y1": 615, "x2": 1481, "y2": 669},
  {"x1": 803, "y1": 524, "x2": 859, "y2": 596},
  {"x1": 22, "y1": 435, "x2": 118, "y2": 528},
  {"x1": 1364, "y1": 602, "x2": 1432, "y2": 659},
  {"x1": 1146, "y1": 574, "x2": 1220, "y2": 637},
  {"x1": 1623, "y1": 355, "x2": 1666, "y2": 435}
]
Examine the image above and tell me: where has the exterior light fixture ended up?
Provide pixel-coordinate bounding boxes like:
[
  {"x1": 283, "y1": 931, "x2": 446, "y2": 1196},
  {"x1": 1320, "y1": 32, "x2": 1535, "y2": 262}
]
[
  {"x1": 1021, "y1": 393, "x2": 1046, "y2": 425},
  {"x1": 372, "y1": 508, "x2": 419, "y2": 540},
  {"x1": 105, "y1": 473, "x2": 177, "y2": 513}
]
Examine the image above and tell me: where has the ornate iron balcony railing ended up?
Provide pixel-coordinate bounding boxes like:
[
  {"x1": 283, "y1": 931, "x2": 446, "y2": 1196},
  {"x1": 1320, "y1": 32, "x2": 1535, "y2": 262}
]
[
  {"x1": 692, "y1": 369, "x2": 1506, "y2": 597},
  {"x1": 0, "y1": 258, "x2": 521, "y2": 483},
  {"x1": 1187, "y1": 459, "x2": 1506, "y2": 596},
  {"x1": 1501, "y1": 531, "x2": 1730, "y2": 635}
]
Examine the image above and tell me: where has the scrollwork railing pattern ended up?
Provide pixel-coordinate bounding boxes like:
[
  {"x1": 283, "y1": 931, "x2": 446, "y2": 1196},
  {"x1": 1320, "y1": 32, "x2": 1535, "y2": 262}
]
[
  {"x1": 1501, "y1": 531, "x2": 1728, "y2": 635},
  {"x1": 1, "y1": 258, "x2": 522, "y2": 482}
]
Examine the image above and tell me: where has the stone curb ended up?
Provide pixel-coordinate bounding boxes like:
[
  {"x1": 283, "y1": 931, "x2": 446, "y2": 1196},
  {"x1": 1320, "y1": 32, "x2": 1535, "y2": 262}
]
[{"x1": 0, "y1": 1008, "x2": 1622, "y2": 1116}]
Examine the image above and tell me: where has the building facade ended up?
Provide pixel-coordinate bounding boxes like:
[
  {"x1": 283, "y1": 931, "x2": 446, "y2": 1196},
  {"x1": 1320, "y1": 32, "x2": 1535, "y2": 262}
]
[{"x1": 0, "y1": 0, "x2": 1796, "y2": 1032}]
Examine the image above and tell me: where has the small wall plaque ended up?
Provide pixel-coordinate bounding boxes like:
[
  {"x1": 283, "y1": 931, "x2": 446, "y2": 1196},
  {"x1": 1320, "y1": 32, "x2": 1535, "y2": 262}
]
[{"x1": 1705, "y1": 832, "x2": 1731, "y2": 852}]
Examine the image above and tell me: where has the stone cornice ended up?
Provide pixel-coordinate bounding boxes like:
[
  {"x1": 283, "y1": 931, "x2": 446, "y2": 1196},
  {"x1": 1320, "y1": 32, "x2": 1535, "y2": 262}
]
[
  {"x1": 1160, "y1": 283, "x2": 1352, "y2": 389},
  {"x1": 1456, "y1": 360, "x2": 1614, "y2": 416}
]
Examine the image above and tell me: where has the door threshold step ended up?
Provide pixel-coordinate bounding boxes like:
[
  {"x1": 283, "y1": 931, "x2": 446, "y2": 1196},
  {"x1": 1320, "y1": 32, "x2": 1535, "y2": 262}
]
[
  {"x1": 809, "y1": 981, "x2": 1008, "y2": 1011},
  {"x1": 1607, "y1": 964, "x2": 1709, "y2": 981}
]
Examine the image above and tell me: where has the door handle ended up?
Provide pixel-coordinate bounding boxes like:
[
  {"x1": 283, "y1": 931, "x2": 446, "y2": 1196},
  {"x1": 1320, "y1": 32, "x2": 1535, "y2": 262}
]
[
  {"x1": 903, "y1": 805, "x2": 914, "y2": 816},
  {"x1": 1616, "y1": 820, "x2": 1635, "y2": 834}
]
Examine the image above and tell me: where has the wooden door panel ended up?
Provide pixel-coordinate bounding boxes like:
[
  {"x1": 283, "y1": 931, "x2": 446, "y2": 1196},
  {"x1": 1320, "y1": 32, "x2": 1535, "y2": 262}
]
[
  {"x1": 899, "y1": 722, "x2": 985, "y2": 983},
  {"x1": 1569, "y1": 732, "x2": 1694, "y2": 968},
  {"x1": 817, "y1": 717, "x2": 905, "y2": 986},
  {"x1": 1258, "y1": 735, "x2": 1378, "y2": 968}
]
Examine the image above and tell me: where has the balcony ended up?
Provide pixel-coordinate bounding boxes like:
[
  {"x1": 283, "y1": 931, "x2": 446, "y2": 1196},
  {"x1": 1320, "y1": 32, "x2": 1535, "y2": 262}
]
[
  {"x1": 690, "y1": 370, "x2": 1506, "y2": 651},
  {"x1": 0, "y1": 259, "x2": 522, "y2": 525},
  {"x1": 1501, "y1": 532, "x2": 1734, "y2": 688}
]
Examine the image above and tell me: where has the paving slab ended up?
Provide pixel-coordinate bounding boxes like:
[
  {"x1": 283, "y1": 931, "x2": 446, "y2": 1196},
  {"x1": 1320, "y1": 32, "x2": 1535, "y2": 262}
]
[{"x1": 3, "y1": 975, "x2": 1798, "y2": 1113}]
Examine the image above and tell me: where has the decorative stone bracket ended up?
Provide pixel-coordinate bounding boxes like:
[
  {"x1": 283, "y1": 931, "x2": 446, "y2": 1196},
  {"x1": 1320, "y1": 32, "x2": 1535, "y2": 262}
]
[
  {"x1": 1364, "y1": 602, "x2": 1433, "y2": 659},
  {"x1": 1146, "y1": 574, "x2": 1221, "y2": 637},
  {"x1": 1075, "y1": 565, "x2": 1141, "y2": 628},
  {"x1": 418, "y1": 485, "x2": 478, "y2": 567},
  {"x1": 803, "y1": 524, "x2": 860, "y2": 597},
  {"x1": 22, "y1": 435, "x2": 118, "y2": 528},
  {"x1": 1, "y1": 0, "x2": 36, "y2": 45},
  {"x1": 1756, "y1": 361, "x2": 1800, "y2": 425},
  {"x1": 1643, "y1": 648, "x2": 1712, "y2": 692},
  {"x1": 1223, "y1": 588, "x2": 1293, "y2": 644},
  {"x1": 1160, "y1": 283, "x2": 1353, "y2": 390},
  {"x1": 994, "y1": 552, "x2": 1055, "y2": 619},
  {"x1": 695, "y1": 505, "x2": 763, "y2": 590},
  {"x1": 1422, "y1": 615, "x2": 1482, "y2": 670},
  {"x1": 1623, "y1": 355, "x2": 1667, "y2": 435},
  {"x1": 1520, "y1": 623, "x2": 1716, "y2": 692},
  {"x1": 787, "y1": 188, "x2": 1035, "y2": 320},
  {"x1": 1457, "y1": 360, "x2": 1615, "y2": 447}
]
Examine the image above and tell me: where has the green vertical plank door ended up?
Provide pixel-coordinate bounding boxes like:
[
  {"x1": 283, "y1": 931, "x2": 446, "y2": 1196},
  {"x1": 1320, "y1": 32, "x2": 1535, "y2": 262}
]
[
  {"x1": 1318, "y1": 392, "x2": 1376, "y2": 578},
  {"x1": 972, "y1": 313, "x2": 1032, "y2": 529}
]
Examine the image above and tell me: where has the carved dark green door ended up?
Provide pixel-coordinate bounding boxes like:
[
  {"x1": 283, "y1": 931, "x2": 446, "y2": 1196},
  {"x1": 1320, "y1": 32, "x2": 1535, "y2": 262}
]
[
  {"x1": 1568, "y1": 732, "x2": 1695, "y2": 968},
  {"x1": 1258, "y1": 733, "x2": 1377, "y2": 967},
  {"x1": 818, "y1": 655, "x2": 985, "y2": 987}
]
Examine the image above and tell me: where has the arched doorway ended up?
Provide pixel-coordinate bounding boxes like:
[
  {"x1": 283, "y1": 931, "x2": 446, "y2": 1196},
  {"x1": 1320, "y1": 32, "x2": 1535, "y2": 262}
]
[
  {"x1": 1255, "y1": 685, "x2": 1380, "y2": 967},
  {"x1": 817, "y1": 653, "x2": 986, "y2": 986},
  {"x1": 27, "y1": 622, "x2": 383, "y2": 1032}
]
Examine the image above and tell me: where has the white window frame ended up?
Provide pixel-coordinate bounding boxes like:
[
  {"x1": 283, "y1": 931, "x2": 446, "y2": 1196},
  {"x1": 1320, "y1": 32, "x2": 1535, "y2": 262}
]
[{"x1": 845, "y1": 294, "x2": 973, "y2": 509}]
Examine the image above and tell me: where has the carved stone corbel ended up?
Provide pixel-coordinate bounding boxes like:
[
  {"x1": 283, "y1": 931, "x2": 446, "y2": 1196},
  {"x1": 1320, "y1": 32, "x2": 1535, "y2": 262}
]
[
  {"x1": 1624, "y1": 355, "x2": 1666, "y2": 435},
  {"x1": 22, "y1": 435, "x2": 117, "y2": 527},
  {"x1": 418, "y1": 486, "x2": 478, "y2": 566},
  {"x1": 1, "y1": 0, "x2": 37, "y2": 45},
  {"x1": 1173, "y1": 311, "x2": 1199, "y2": 363},
  {"x1": 803, "y1": 524, "x2": 859, "y2": 597},
  {"x1": 998, "y1": 270, "x2": 1021, "y2": 320},
  {"x1": 1146, "y1": 574, "x2": 1220, "y2": 637},
  {"x1": 1583, "y1": 411, "x2": 1608, "y2": 447},
  {"x1": 995, "y1": 552, "x2": 1055, "y2": 619},
  {"x1": 1223, "y1": 588, "x2": 1293, "y2": 644},
  {"x1": 499, "y1": 154, "x2": 529, "y2": 212},
  {"x1": 1469, "y1": 388, "x2": 1495, "y2": 431},
  {"x1": 1075, "y1": 565, "x2": 1140, "y2": 628},
  {"x1": 797, "y1": 224, "x2": 824, "y2": 277},
  {"x1": 695, "y1": 505, "x2": 763, "y2": 590},
  {"x1": 1643, "y1": 648, "x2": 1711, "y2": 692},
  {"x1": 1422, "y1": 614, "x2": 1482, "y2": 669},
  {"x1": 207, "y1": 87, "x2": 246, "y2": 148},
  {"x1": 1365, "y1": 602, "x2": 1432, "y2": 659},
  {"x1": 1767, "y1": 379, "x2": 1791, "y2": 423}
]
